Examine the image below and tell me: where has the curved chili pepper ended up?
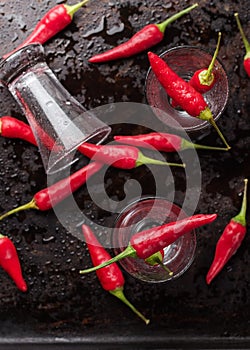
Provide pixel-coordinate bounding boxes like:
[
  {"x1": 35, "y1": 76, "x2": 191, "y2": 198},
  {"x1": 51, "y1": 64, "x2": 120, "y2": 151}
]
[
  {"x1": 147, "y1": 51, "x2": 230, "y2": 150},
  {"x1": 88, "y1": 4, "x2": 198, "y2": 63},
  {"x1": 189, "y1": 32, "x2": 222, "y2": 93},
  {"x1": 0, "y1": 162, "x2": 102, "y2": 220},
  {"x1": 80, "y1": 213, "x2": 217, "y2": 274},
  {"x1": 3, "y1": 0, "x2": 88, "y2": 59},
  {"x1": 78, "y1": 142, "x2": 185, "y2": 169},
  {"x1": 206, "y1": 179, "x2": 248, "y2": 284},
  {"x1": 82, "y1": 225, "x2": 150, "y2": 324},
  {"x1": 0, "y1": 234, "x2": 27, "y2": 292},
  {"x1": 234, "y1": 13, "x2": 250, "y2": 77},
  {"x1": 114, "y1": 132, "x2": 228, "y2": 152},
  {"x1": 0, "y1": 116, "x2": 37, "y2": 145}
]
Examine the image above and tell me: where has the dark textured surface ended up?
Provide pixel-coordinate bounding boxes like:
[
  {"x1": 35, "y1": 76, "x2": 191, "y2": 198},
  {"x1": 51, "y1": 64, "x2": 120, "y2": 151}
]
[{"x1": 0, "y1": 0, "x2": 249, "y2": 348}]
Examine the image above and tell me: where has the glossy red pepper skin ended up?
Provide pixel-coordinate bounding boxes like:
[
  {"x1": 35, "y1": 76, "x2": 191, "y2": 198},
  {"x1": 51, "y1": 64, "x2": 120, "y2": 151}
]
[
  {"x1": 81, "y1": 225, "x2": 150, "y2": 324},
  {"x1": 0, "y1": 162, "x2": 102, "y2": 220},
  {"x1": 78, "y1": 142, "x2": 184, "y2": 169},
  {"x1": 189, "y1": 68, "x2": 216, "y2": 93},
  {"x1": 34, "y1": 161, "x2": 103, "y2": 211},
  {"x1": 114, "y1": 132, "x2": 228, "y2": 152},
  {"x1": 206, "y1": 179, "x2": 248, "y2": 284},
  {"x1": 0, "y1": 234, "x2": 27, "y2": 292},
  {"x1": 131, "y1": 214, "x2": 217, "y2": 259},
  {"x1": 80, "y1": 213, "x2": 217, "y2": 274},
  {"x1": 0, "y1": 116, "x2": 37, "y2": 145},
  {"x1": 244, "y1": 57, "x2": 250, "y2": 76},
  {"x1": 189, "y1": 32, "x2": 222, "y2": 93},
  {"x1": 148, "y1": 51, "x2": 208, "y2": 117},
  {"x1": 82, "y1": 224, "x2": 125, "y2": 291},
  {"x1": 89, "y1": 4, "x2": 198, "y2": 63},
  {"x1": 78, "y1": 143, "x2": 138, "y2": 169},
  {"x1": 234, "y1": 13, "x2": 250, "y2": 77},
  {"x1": 148, "y1": 51, "x2": 230, "y2": 150},
  {"x1": 114, "y1": 133, "x2": 182, "y2": 152},
  {"x1": 206, "y1": 221, "x2": 246, "y2": 285},
  {"x1": 0, "y1": 118, "x2": 184, "y2": 167},
  {"x1": 2, "y1": 0, "x2": 88, "y2": 59},
  {"x1": 89, "y1": 25, "x2": 163, "y2": 63}
]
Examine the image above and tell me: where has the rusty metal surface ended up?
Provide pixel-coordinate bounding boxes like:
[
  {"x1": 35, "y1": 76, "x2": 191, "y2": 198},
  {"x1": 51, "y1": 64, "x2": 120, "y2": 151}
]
[{"x1": 0, "y1": 0, "x2": 249, "y2": 348}]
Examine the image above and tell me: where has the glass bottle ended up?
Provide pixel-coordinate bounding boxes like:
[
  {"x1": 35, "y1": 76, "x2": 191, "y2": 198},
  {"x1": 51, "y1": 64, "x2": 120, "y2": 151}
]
[{"x1": 0, "y1": 43, "x2": 111, "y2": 174}]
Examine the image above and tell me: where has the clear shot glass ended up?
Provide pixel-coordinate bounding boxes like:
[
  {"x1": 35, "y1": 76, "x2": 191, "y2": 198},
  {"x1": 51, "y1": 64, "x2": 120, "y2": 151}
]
[
  {"x1": 112, "y1": 197, "x2": 196, "y2": 283},
  {"x1": 145, "y1": 46, "x2": 229, "y2": 135},
  {"x1": 0, "y1": 43, "x2": 111, "y2": 174}
]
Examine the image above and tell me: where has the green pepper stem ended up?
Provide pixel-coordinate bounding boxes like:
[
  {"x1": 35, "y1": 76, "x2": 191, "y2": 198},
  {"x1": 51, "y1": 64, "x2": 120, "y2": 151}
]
[
  {"x1": 136, "y1": 151, "x2": 185, "y2": 168},
  {"x1": 152, "y1": 258, "x2": 173, "y2": 276},
  {"x1": 181, "y1": 138, "x2": 229, "y2": 151},
  {"x1": 160, "y1": 263, "x2": 173, "y2": 276},
  {"x1": 233, "y1": 178, "x2": 248, "y2": 226},
  {"x1": 198, "y1": 108, "x2": 231, "y2": 150},
  {"x1": 145, "y1": 251, "x2": 173, "y2": 275},
  {"x1": 0, "y1": 198, "x2": 38, "y2": 221},
  {"x1": 65, "y1": 0, "x2": 89, "y2": 19},
  {"x1": 110, "y1": 287, "x2": 150, "y2": 325},
  {"x1": 157, "y1": 3, "x2": 198, "y2": 34},
  {"x1": 203, "y1": 32, "x2": 222, "y2": 82},
  {"x1": 79, "y1": 244, "x2": 137, "y2": 274},
  {"x1": 234, "y1": 13, "x2": 250, "y2": 54},
  {"x1": 209, "y1": 118, "x2": 231, "y2": 150}
]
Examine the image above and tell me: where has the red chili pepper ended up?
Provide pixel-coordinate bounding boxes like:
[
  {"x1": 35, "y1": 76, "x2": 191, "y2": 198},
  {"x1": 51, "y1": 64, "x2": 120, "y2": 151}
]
[
  {"x1": 0, "y1": 234, "x2": 27, "y2": 292},
  {"x1": 88, "y1": 4, "x2": 198, "y2": 63},
  {"x1": 114, "y1": 132, "x2": 228, "y2": 152},
  {"x1": 0, "y1": 162, "x2": 102, "y2": 220},
  {"x1": 234, "y1": 13, "x2": 250, "y2": 77},
  {"x1": 0, "y1": 116, "x2": 37, "y2": 146},
  {"x1": 147, "y1": 51, "x2": 230, "y2": 150},
  {"x1": 0, "y1": 118, "x2": 184, "y2": 167},
  {"x1": 78, "y1": 142, "x2": 185, "y2": 169},
  {"x1": 80, "y1": 213, "x2": 217, "y2": 274},
  {"x1": 2, "y1": 0, "x2": 88, "y2": 59},
  {"x1": 189, "y1": 32, "x2": 222, "y2": 93},
  {"x1": 206, "y1": 179, "x2": 248, "y2": 284},
  {"x1": 81, "y1": 224, "x2": 150, "y2": 324},
  {"x1": 0, "y1": 114, "x2": 63, "y2": 153}
]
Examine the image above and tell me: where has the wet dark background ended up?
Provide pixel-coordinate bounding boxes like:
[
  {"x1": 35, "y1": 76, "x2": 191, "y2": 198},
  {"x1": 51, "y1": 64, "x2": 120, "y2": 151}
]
[{"x1": 0, "y1": 0, "x2": 249, "y2": 348}]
